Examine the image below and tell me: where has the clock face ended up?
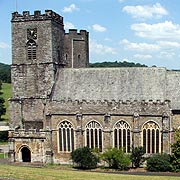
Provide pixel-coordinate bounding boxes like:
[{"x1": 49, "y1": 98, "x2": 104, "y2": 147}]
[{"x1": 27, "y1": 28, "x2": 37, "y2": 40}]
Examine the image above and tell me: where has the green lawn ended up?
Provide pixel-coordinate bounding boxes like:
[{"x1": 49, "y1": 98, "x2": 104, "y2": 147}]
[
  {"x1": 0, "y1": 83, "x2": 12, "y2": 121},
  {"x1": 0, "y1": 164, "x2": 179, "y2": 180}
]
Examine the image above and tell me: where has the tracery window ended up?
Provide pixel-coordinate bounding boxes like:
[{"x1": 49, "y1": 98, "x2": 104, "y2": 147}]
[
  {"x1": 142, "y1": 121, "x2": 160, "y2": 154},
  {"x1": 85, "y1": 121, "x2": 103, "y2": 152},
  {"x1": 113, "y1": 120, "x2": 131, "y2": 153},
  {"x1": 27, "y1": 39, "x2": 37, "y2": 60},
  {"x1": 58, "y1": 120, "x2": 74, "y2": 152}
]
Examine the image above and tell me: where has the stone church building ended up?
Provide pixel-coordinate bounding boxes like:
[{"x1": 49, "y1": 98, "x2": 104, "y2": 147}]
[{"x1": 8, "y1": 10, "x2": 180, "y2": 164}]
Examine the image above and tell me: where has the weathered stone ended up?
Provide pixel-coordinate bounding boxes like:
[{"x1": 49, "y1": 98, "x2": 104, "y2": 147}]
[{"x1": 9, "y1": 10, "x2": 180, "y2": 164}]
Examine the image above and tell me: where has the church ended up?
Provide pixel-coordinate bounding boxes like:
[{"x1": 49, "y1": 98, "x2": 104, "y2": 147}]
[{"x1": 8, "y1": 10, "x2": 180, "y2": 164}]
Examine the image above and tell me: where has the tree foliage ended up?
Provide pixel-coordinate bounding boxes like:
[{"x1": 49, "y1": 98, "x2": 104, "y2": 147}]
[
  {"x1": 171, "y1": 129, "x2": 180, "y2": 172},
  {"x1": 130, "y1": 146, "x2": 145, "y2": 168},
  {"x1": 0, "y1": 82, "x2": 6, "y2": 120},
  {"x1": 0, "y1": 97, "x2": 6, "y2": 121},
  {"x1": 89, "y1": 61, "x2": 147, "y2": 68},
  {"x1": 0, "y1": 63, "x2": 11, "y2": 83},
  {"x1": 71, "y1": 147, "x2": 99, "y2": 169},
  {"x1": 101, "y1": 148, "x2": 131, "y2": 170},
  {"x1": 146, "y1": 153, "x2": 171, "y2": 172}
]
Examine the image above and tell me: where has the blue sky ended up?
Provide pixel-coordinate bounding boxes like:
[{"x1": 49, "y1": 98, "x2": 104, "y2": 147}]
[{"x1": 1, "y1": 0, "x2": 180, "y2": 69}]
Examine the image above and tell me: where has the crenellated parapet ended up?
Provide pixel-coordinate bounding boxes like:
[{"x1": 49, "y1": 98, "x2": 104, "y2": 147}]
[
  {"x1": 11, "y1": 10, "x2": 63, "y2": 24},
  {"x1": 65, "y1": 29, "x2": 89, "y2": 36},
  {"x1": 52, "y1": 98, "x2": 170, "y2": 106},
  {"x1": 48, "y1": 99, "x2": 171, "y2": 116},
  {"x1": 9, "y1": 129, "x2": 47, "y2": 139}
]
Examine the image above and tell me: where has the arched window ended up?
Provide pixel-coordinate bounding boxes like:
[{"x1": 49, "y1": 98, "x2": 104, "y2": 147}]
[
  {"x1": 113, "y1": 120, "x2": 131, "y2": 153},
  {"x1": 142, "y1": 121, "x2": 160, "y2": 154},
  {"x1": 27, "y1": 39, "x2": 37, "y2": 60},
  {"x1": 85, "y1": 121, "x2": 103, "y2": 152},
  {"x1": 58, "y1": 121, "x2": 74, "y2": 152},
  {"x1": 65, "y1": 54, "x2": 68, "y2": 63},
  {"x1": 78, "y1": 54, "x2": 81, "y2": 65}
]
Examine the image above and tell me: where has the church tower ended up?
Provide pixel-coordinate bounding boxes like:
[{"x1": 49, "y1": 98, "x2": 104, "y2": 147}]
[{"x1": 10, "y1": 10, "x2": 65, "y2": 128}]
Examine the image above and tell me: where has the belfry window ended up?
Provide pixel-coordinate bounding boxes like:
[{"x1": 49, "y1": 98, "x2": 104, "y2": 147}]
[
  {"x1": 85, "y1": 121, "x2": 103, "y2": 152},
  {"x1": 27, "y1": 39, "x2": 37, "y2": 60},
  {"x1": 58, "y1": 121, "x2": 74, "y2": 152},
  {"x1": 78, "y1": 54, "x2": 81, "y2": 65},
  {"x1": 113, "y1": 120, "x2": 131, "y2": 153},
  {"x1": 142, "y1": 121, "x2": 160, "y2": 154}
]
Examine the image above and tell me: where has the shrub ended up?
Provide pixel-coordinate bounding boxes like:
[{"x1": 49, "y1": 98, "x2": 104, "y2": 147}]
[
  {"x1": 71, "y1": 147, "x2": 99, "y2": 169},
  {"x1": 146, "y1": 153, "x2": 171, "y2": 172},
  {"x1": 171, "y1": 129, "x2": 180, "y2": 172},
  {"x1": 130, "y1": 146, "x2": 145, "y2": 168},
  {"x1": 101, "y1": 148, "x2": 131, "y2": 170},
  {"x1": 0, "y1": 131, "x2": 8, "y2": 142}
]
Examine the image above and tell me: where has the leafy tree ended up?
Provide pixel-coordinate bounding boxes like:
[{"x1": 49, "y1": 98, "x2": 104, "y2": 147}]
[
  {"x1": 0, "y1": 97, "x2": 6, "y2": 120},
  {"x1": 146, "y1": 153, "x2": 171, "y2": 172},
  {"x1": 171, "y1": 129, "x2": 180, "y2": 172},
  {"x1": 0, "y1": 63, "x2": 11, "y2": 83},
  {"x1": 101, "y1": 148, "x2": 130, "y2": 170},
  {"x1": 130, "y1": 146, "x2": 145, "y2": 168},
  {"x1": 71, "y1": 147, "x2": 99, "y2": 169},
  {"x1": 89, "y1": 61, "x2": 147, "y2": 68}
]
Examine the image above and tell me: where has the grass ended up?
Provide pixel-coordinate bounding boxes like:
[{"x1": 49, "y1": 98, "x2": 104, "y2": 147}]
[
  {"x1": 0, "y1": 83, "x2": 12, "y2": 121},
  {"x1": 0, "y1": 164, "x2": 179, "y2": 180},
  {"x1": 0, "y1": 153, "x2": 7, "y2": 158}
]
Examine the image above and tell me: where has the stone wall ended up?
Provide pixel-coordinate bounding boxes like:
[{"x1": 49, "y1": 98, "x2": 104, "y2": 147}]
[
  {"x1": 46, "y1": 99, "x2": 172, "y2": 163},
  {"x1": 64, "y1": 29, "x2": 89, "y2": 68}
]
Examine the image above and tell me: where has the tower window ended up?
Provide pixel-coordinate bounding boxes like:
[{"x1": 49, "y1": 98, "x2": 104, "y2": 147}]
[
  {"x1": 27, "y1": 39, "x2": 37, "y2": 60},
  {"x1": 78, "y1": 54, "x2": 81, "y2": 65}
]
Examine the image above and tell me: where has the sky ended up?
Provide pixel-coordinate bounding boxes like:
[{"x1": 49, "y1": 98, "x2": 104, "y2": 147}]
[{"x1": 0, "y1": 0, "x2": 180, "y2": 69}]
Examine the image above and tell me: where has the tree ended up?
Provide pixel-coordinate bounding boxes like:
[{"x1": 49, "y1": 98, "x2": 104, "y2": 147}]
[
  {"x1": 130, "y1": 146, "x2": 145, "y2": 168},
  {"x1": 0, "y1": 97, "x2": 6, "y2": 120},
  {"x1": 171, "y1": 129, "x2": 180, "y2": 172},
  {"x1": 71, "y1": 147, "x2": 99, "y2": 169}
]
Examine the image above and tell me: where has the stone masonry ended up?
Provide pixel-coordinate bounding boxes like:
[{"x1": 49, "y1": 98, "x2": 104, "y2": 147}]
[{"x1": 8, "y1": 10, "x2": 180, "y2": 164}]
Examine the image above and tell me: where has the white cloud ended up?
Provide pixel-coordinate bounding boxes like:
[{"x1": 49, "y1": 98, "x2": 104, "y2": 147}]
[
  {"x1": 159, "y1": 51, "x2": 175, "y2": 59},
  {"x1": 62, "y1": 4, "x2": 80, "y2": 13},
  {"x1": 92, "y1": 24, "x2": 107, "y2": 32},
  {"x1": 123, "y1": 3, "x2": 168, "y2": 20},
  {"x1": 131, "y1": 21, "x2": 180, "y2": 40},
  {"x1": 90, "y1": 40, "x2": 117, "y2": 55},
  {"x1": 121, "y1": 39, "x2": 160, "y2": 52},
  {"x1": 134, "y1": 54, "x2": 152, "y2": 59},
  {"x1": 64, "y1": 22, "x2": 75, "y2": 31},
  {"x1": 157, "y1": 41, "x2": 180, "y2": 48},
  {"x1": 0, "y1": 42, "x2": 10, "y2": 49}
]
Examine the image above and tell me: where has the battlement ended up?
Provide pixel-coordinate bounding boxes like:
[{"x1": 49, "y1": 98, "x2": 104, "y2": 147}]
[
  {"x1": 65, "y1": 29, "x2": 89, "y2": 36},
  {"x1": 11, "y1": 10, "x2": 63, "y2": 24},
  {"x1": 9, "y1": 129, "x2": 47, "y2": 139},
  {"x1": 53, "y1": 99, "x2": 171, "y2": 106}
]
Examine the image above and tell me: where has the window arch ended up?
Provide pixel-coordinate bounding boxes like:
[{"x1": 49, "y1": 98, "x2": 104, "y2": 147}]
[
  {"x1": 27, "y1": 39, "x2": 37, "y2": 60},
  {"x1": 142, "y1": 121, "x2": 161, "y2": 154},
  {"x1": 58, "y1": 120, "x2": 74, "y2": 152},
  {"x1": 65, "y1": 54, "x2": 68, "y2": 63},
  {"x1": 77, "y1": 54, "x2": 81, "y2": 65},
  {"x1": 113, "y1": 120, "x2": 131, "y2": 153},
  {"x1": 85, "y1": 121, "x2": 103, "y2": 152}
]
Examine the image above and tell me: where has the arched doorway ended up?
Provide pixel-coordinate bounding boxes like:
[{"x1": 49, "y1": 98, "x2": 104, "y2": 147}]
[{"x1": 21, "y1": 147, "x2": 31, "y2": 162}]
